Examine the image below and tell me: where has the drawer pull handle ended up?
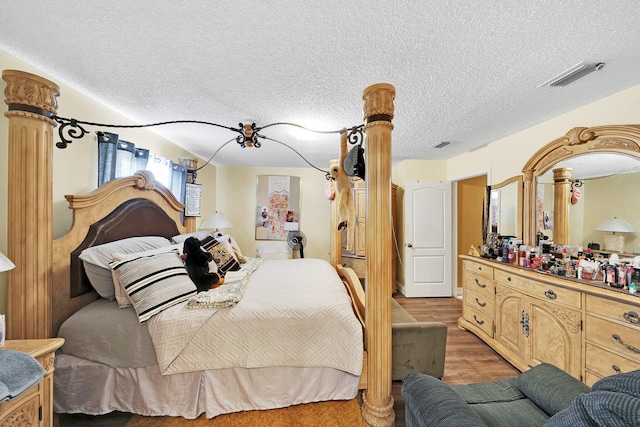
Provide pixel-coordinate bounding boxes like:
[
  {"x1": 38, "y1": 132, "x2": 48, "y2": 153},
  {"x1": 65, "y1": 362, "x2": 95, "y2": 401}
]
[
  {"x1": 475, "y1": 297, "x2": 487, "y2": 307},
  {"x1": 544, "y1": 290, "x2": 557, "y2": 300},
  {"x1": 473, "y1": 315, "x2": 485, "y2": 325},
  {"x1": 623, "y1": 311, "x2": 639, "y2": 325},
  {"x1": 477, "y1": 266, "x2": 483, "y2": 271},
  {"x1": 507, "y1": 277, "x2": 512, "y2": 281},
  {"x1": 612, "y1": 334, "x2": 640, "y2": 354},
  {"x1": 612, "y1": 365, "x2": 622, "y2": 374},
  {"x1": 474, "y1": 278, "x2": 487, "y2": 289}
]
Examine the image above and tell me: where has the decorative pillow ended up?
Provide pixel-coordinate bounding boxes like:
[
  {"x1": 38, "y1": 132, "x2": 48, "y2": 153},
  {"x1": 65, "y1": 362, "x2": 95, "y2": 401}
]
[
  {"x1": 109, "y1": 252, "x2": 196, "y2": 323},
  {"x1": 111, "y1": 244, "x2": 183, "y2": 308},
  {"x1": 79, "y1": 236, "x2": 173, "y2": 299},
  {"x1": 217, "y1": 234, "x2": 247, "y2": 263},
  {"x1": 201, "y1": 236, "x2": 241, "y2": 274}
]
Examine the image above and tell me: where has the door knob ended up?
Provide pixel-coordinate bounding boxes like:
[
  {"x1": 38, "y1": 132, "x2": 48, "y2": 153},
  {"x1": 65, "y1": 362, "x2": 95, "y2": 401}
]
[{"x1": 407, "y1": 243, "x2": 413, "y2": 247}]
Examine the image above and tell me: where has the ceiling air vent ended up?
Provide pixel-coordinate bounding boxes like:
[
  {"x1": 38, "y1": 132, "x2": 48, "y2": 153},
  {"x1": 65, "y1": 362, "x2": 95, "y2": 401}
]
[
  {"x1": 433, "y1": 141, "x2": 450, "y2": 149},
  {"x1": 538, "y1": 61, "x2": 605, "y2": 88}
]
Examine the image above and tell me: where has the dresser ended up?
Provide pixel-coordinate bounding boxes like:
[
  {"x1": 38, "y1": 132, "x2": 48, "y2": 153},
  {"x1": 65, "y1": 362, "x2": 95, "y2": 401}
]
[
  {"x1": 0, "y1": 338, "x2": 64, "y2": 427},
  {"x1": 459, "y1": 255, "x2": 640, "y2": 384},
  {"x1": 340, "y1": 177, "x2": 398, "y2": 291}
]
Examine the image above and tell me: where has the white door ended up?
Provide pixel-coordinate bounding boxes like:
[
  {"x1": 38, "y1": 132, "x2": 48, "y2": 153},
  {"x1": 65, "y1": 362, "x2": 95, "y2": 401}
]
[{"x1": 403, "y1": 180, "x2": 452, "y2": 297}]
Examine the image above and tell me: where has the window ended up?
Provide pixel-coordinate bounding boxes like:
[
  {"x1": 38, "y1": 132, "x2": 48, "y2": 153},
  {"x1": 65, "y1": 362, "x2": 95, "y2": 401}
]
[{"x1": 97, "y1": 131, "x2": 186, "y2": 203}]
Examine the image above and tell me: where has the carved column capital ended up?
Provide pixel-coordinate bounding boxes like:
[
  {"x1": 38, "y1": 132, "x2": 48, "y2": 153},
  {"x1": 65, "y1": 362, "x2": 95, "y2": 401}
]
[
  {"x1": 3, "y1": 69, "x2": 59, "y2": 123},
  {"x1": 362, "y1": 83, "x2": 395, "y2": 123}
]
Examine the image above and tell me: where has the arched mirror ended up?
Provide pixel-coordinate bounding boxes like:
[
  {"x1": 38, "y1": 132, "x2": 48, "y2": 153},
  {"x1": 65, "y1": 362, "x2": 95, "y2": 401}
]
[
  {"x1": 487, "y1": 175, "x2": 523, "y2": 238},
  {"x1": 522, "y1": 125, "x2": 640, "y2": 253}
]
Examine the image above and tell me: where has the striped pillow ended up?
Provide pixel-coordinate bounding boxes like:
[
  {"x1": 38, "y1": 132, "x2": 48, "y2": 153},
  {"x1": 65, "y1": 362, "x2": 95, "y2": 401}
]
[
  {"x1": 110, "y1": 251, "x2": 197, "y2": 323},
  {"x1": 201, "y1": 236, "x2": 241, "y2": 274}
]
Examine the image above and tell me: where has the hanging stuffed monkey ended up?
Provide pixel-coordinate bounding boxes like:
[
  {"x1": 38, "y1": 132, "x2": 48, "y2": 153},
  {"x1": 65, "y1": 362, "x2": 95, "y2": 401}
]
[{"x1": 330, "y1": 132, "x2": 356, "y2": 252}]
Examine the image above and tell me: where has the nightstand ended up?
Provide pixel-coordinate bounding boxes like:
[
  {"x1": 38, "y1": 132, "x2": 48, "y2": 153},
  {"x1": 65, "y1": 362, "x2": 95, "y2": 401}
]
[{"x1": 0, "y1": 338, "x2": 64, "y2": 427}]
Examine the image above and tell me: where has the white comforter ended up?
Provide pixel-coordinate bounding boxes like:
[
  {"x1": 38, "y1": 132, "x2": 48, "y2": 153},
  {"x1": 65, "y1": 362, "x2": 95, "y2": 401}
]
[{"x1": 147, "y1": 258, "x2": 363, "y2": 376}]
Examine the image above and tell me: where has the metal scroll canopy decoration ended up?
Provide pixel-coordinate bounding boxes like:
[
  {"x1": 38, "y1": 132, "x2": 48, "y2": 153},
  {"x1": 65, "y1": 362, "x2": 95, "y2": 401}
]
[{"x1": 51, "y1": 115, "x2": 365, "y2": 177}]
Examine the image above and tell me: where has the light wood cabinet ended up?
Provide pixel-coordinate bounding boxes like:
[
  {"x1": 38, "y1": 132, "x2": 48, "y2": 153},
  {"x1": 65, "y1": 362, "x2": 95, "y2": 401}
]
[
  {"x1": 584, "y1": 294, "x2": 640, "y2": 386},
  {"x1": 341, "y1": 178, "x2": 398, "y2": 291},
  {"x1": 493, "y1": 269, "x2": 582, "y2": 378},
  {"x1": 459, "y1": 255, "x2": 640, "y2": 384},
  {"x1": 461, "y1": 260, "x2": 495, "y2": 340},
  {"x1": 0, "y1": 338, "x2": 64, "y2": 427}
]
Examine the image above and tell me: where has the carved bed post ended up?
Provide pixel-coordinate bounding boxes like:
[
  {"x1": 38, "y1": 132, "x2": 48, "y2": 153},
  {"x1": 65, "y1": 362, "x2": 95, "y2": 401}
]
[
  {"x1": 361, "y1": 83, "x2": 395, "y2": 426},
  {"x1": 328, "y1": 160, "x2": 342, "y2": 269},
  {"x1": 3, "y1": 70, "x2": 60, "y2": 339}
]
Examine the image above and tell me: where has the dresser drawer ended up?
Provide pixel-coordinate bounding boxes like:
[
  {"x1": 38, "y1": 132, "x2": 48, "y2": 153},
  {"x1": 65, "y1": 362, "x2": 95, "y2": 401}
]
[
  {"x1": 464, "y1": 260, "x2": 493, "y2": 280},
  {"x1": 494, "y1": 270, "x2": 581, "y2": 309},
  {"x1": 464, "y1": 272, "x2": 495, "y2": 298},
  {"x1": 465, "y1": 287, "x2": 494, "y2": 317},
  {"x1": 464, "y1": 305, "x2": 494, "y2": 338},
  {"x1": 585, "y1": 294, "x2": 640, "y2": 329},
  {"x1": 585, "y1": 342, "x2": 640, "y2": 380},
  {"x1": 586, "y1": 315, "x2": 640, "y2": 363}
]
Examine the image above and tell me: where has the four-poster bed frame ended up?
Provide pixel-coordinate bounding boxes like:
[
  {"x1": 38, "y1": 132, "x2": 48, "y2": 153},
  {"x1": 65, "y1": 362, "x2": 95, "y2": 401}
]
[{"x1": 2, "y1": 69, "x2": 396, "y2": 426}]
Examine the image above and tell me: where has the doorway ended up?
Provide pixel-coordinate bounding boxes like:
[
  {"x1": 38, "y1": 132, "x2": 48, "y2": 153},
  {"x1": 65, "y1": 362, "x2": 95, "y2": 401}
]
[{"x1": 455, "y1": 175, "x2": 488, "y2": 292}]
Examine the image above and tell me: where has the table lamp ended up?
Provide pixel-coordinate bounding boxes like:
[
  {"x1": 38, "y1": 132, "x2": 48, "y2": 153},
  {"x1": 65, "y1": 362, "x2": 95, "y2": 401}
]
[
  {"x1": 201, "y1": 211, "x2": 233, "y2": 236},
  {"x1": 0, "y1": 251, "x2": 15, "y2": 272},
  {"x1": 595, "y1": 217, "x2": 636, "y2": 253}
]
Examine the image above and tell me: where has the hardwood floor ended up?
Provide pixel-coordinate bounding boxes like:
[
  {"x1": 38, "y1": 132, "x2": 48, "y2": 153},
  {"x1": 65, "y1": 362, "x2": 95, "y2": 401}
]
[{"x1": 57, "y1": 296, "x2": 519, "y2": 426}]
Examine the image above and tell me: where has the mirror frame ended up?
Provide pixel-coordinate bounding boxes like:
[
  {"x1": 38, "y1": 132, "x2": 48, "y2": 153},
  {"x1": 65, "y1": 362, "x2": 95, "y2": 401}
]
[
  {"x1": 521, "y1": 125, "x2": 640, "y2": 246},
  {"x1": 487, "y1": 175, "x2": 523, "y2": 239}
]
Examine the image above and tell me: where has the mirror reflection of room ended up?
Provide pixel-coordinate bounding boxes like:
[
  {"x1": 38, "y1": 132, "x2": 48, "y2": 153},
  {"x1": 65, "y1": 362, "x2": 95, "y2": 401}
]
[{"x1": 537, "y1": 153, "x2": 640, "y2": 255}]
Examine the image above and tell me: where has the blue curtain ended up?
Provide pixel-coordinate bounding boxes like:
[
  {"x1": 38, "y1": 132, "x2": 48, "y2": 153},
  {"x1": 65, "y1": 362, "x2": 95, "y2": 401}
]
[{"x1": 96, "y1": 131, "x2": 186, "y2": 204}]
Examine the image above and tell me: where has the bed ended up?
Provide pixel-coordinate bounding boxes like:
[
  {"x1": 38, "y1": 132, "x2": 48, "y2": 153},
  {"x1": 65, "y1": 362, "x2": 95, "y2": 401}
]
[
  {"x1": 2, "y1": 69, "x2": 396, "y2": 425},
  {"x1": 48, "y1": 172, "x2": 363, "y2": 418}
]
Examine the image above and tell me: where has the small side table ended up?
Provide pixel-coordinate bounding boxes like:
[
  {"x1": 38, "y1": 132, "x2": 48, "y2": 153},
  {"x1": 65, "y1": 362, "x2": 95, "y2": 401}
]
[{"x1": 0, "y1": 338, "x2": 64, "y2": 427}]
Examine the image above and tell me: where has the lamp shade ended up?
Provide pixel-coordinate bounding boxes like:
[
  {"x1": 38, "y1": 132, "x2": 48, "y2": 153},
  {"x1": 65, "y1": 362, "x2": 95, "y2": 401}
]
[
  {"x1": 595, "y1": 217, "x2": 636, "y2": 233},
  {"x1": 201, "y1": 212, "x2": 233, "y2": 231},
  {"x1": 0, "y1": 251, "x2": 15, "y2": 272}
]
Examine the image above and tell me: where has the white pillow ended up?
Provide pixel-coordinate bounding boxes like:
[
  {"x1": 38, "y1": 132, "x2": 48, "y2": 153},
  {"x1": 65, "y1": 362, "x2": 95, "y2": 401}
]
[
  {"x1": 170, "y1": 231, "x2": 214, "y2": 244},
  {"x1": 111, "y1": 244, "x2": 183, "y2": 308},
  {"x1": 79, "y1": 236, "x2": 173, "y2": 299},
  {"x1": 256, "y1": 241, "x2": 292, "y2": 260},
  {"x1": 110, "y1": 251, "x2": 196, "y2": 323}
]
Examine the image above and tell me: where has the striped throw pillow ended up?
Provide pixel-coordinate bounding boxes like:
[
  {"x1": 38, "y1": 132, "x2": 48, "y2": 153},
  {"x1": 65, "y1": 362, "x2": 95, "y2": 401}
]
[{"x1": 110, "y1": 251, "x2": 197, "y2": 323}]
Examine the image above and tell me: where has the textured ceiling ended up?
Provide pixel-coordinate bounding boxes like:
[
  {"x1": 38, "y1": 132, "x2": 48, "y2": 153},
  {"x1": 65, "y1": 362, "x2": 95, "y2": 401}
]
[{"x1": 2, "y1": 1, "x2": 640, "y2": 170}]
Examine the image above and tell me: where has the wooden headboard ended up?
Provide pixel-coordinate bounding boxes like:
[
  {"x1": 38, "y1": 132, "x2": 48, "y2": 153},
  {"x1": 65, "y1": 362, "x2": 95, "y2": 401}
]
[{"x1": 51, "y1": 171, "x2": 193, "y2": 335}]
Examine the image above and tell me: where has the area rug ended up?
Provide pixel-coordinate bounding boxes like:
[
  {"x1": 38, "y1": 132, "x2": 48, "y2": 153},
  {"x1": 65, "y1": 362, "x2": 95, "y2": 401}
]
[{"x1": 125, "y1": 398, "x2": 365, "y2": 427}]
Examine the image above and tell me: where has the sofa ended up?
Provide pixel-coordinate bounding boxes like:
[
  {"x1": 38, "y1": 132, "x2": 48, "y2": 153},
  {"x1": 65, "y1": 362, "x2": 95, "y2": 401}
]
[
  {"x1": 402, "y1": 363, "x2": 640, "y2": 427},
  {"x1": 392, "y1": 299, "x2": 447, "y2": 381}
]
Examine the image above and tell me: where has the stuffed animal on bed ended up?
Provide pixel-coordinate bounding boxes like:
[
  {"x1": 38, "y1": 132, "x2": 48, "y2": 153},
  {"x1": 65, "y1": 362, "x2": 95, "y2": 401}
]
[{"x1": 182, "y1": 236, "x2": 224, "y2": 292}]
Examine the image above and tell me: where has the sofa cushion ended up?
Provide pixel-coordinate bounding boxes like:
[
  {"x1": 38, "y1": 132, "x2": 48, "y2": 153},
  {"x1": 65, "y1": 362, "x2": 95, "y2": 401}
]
[
  {"x1": 451, "y1": 378, "x2": 523, "y2": 404},
  {"x1": 402, "y1": 373, "x2": 488, "y2": 427},
  {"x1": 451, "y1": 378, "x2": 549, "y2": 427},
  {"x1": 471, "y1": 399, "x2": 551, "y2": 427},
  {"x1": 516, "y1": 363, "x2": 590, "y2": 416}
]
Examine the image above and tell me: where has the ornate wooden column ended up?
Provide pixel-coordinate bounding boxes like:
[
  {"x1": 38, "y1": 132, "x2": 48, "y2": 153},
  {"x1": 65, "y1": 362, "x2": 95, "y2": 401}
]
[
  {"x1": 361, "y1": 83, "x2": 395, "y2": 426},
  {"x1": 3, "y1": 70, "x2": 60, "y2": 339},
  {"x1": 553, "y1": 167, "x2": 571, "y2": 245},
  {"x1": 522, "y1": 170, "x2": 535, "y2": 246}
]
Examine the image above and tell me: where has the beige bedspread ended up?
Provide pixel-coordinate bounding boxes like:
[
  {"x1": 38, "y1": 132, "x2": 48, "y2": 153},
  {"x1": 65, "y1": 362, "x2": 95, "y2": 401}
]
[{"x1": 147, "y1": 258, "x2": 363, "y2": 376}]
